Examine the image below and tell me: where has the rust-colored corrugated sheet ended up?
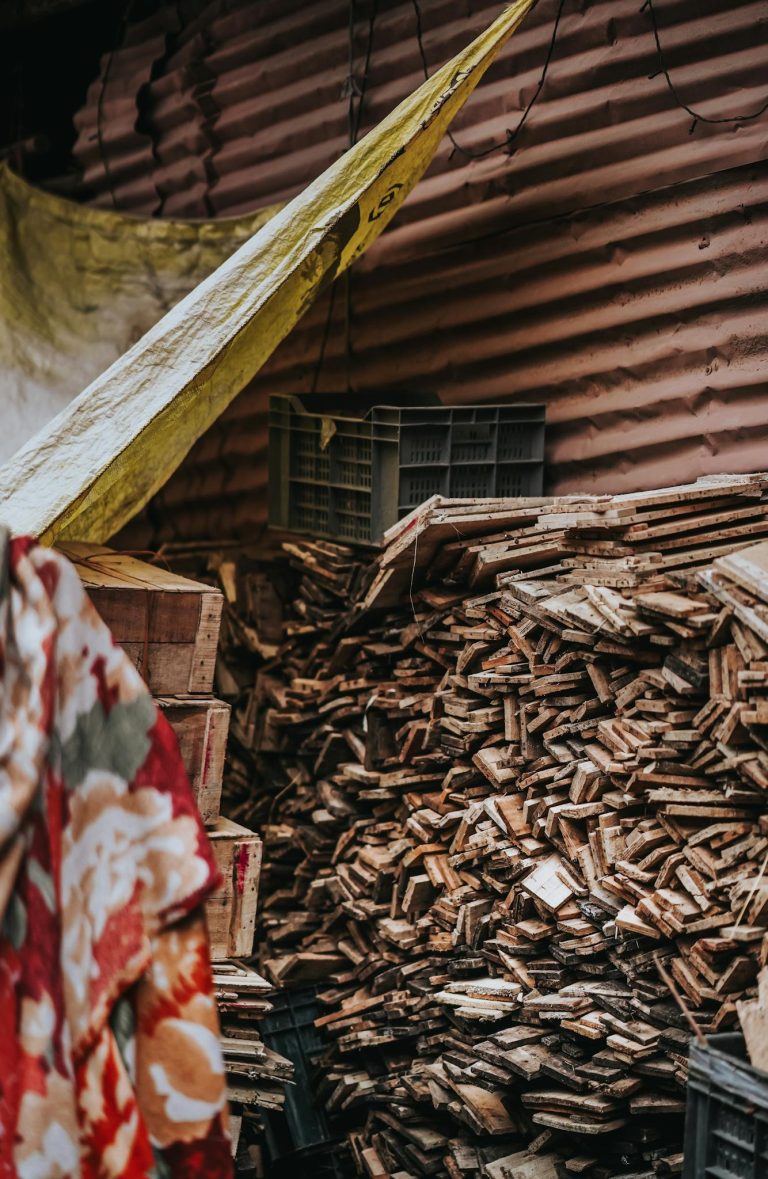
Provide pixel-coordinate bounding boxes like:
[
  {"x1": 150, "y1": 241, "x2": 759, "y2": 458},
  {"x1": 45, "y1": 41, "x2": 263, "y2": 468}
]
[
  {"x1": 141, "y1": 157, "x2": 768, "y2": 540},
  {"x1": 73, "y1": 9, "x2": 176, "y2": 214},
  {"x1": 67, "y1": 0, "x2": 768, "y2": 542}
]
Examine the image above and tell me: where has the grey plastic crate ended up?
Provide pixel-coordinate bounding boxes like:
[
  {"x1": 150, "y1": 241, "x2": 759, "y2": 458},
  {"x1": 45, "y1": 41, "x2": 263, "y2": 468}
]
[
  {"x1": 269, "y1": 395, "x2": 545, "y2": 545},
  {"x1": 683, "y1": 1033, "x2": 768, "y2": 1179}
]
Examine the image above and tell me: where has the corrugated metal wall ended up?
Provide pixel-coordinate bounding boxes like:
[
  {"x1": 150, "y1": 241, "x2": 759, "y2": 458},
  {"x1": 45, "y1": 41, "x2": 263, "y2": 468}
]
[{"x1": 84, "y1": 0, "x2": 768, "y2": 543}]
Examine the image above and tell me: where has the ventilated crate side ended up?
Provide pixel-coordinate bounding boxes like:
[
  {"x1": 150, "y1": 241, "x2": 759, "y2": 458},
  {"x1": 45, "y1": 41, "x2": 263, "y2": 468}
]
[
  {"x1": 156, "y1": 695, "x2": 230, "y2": 825},
  {"x1": 207, "y1": 818, "x2": 262, "y2": 960},
  {"x1": 269, "y1": 396, "x2": 545, "y2": 545},
  {"x1": 683, "y1": 1035, "x2": 768, "y2": 1179},
  {"x1": 372, "y1": 404, "x2": 547, "y2": 518},
  {"x1": 259, "y1": 988, "x2": 333, "y2": 1156}
]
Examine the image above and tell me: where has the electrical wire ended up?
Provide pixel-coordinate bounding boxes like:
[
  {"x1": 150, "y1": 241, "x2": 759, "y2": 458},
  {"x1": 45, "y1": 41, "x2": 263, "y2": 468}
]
[
  {"x1": 311, "y1": 280, "x2": 340, "y2": 394},
  {"x1": 411, "y1": 0, "x2": 768, "y2": 166},
  {"x1": 311, "y1": 0, "x2": 768, "y2": 391},
  {"x1": 346, "y1": 0, "x2": 379, "y2": 388},
  {"x1": 643, "y1": 0, "x2": 768, "y2": 133},
  {"x1": 352, "y1": 0, "x2": 379, "y2": 144},
  {"x1": 411, "y1": 0, "x2": 566, "y2": 160},
  {"x1": 312, "y1": 0, "x2": 379, "y2": 394},
  {"x1": 96, "y1": 0, "x2": 139, "y2": 209}
]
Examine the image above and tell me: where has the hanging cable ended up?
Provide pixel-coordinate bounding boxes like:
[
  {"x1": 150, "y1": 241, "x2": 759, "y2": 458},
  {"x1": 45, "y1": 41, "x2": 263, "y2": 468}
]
[
  {"x1": 345, "y1": 0, "x2": 361, "y2": 152},
  {"x1": 353, "y1": 0, "x2": 379, "y2": 143},
  {"x1": 313, "y1": 0, "x2": 378, "y2": 394},
  {"x1": 410, "y1": 0, "x2": 566, "y2": 160},
  {"x1": 642, "y1": 0, "x2": 768, "y2": 133},
  {"x1": 346, "y1": 0, "x2": 379, "y2": 390},
  {"x1": 311, "y1": 282, "x2": 339, "y2": 394}
]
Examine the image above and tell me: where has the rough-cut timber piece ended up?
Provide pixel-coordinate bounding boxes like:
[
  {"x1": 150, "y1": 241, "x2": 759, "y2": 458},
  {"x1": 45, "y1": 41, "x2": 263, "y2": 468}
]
[
  {"x1": 714, "y1": 540, "x2": 768, "y2": 605},
  {"x1": 60, "y1": 542, "x2": 223, "y2": 693},
  {"x1": 207, "y1": 817, "x2": 262, "y2": 960},
  {"x1": 156, "y1": 695, "x2": 230, "y2": 825}
]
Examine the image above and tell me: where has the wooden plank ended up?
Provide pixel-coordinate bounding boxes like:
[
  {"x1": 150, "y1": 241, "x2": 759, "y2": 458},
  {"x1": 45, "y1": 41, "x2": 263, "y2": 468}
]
[
  {"x1": 207, "y1": 818, "x2": 262, "y2": 960},
  {"x1": 156, "y1": 695, "x2": 230, "y2": 825}
]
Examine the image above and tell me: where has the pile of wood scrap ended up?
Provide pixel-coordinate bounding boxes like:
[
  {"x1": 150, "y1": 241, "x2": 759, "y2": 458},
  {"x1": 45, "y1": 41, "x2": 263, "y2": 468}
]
[
  {"x1": 214, "y1": 961, "x2": 294, "y2": 1149},
  {"x1": 204, "y1": 475, "x2": 768, "y2": 1178},
  {"x1": 365, "y1": 473, "x2": 768, "y2": 608}
]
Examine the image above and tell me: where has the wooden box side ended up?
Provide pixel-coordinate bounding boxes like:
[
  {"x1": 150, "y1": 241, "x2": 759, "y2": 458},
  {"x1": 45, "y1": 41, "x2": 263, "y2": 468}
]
[
  {"x1": 191, "y1": 592, "x2": 224, "y2": 694},
  {"x1": 60, "y1": 544, "x2": 224, "y2": 695},
  {"x1": 157, "y1": 696, "x2": 230, "y2": 825},
  {"x1": 206, "y1": 819, "x2": 262, "y2": 960}
]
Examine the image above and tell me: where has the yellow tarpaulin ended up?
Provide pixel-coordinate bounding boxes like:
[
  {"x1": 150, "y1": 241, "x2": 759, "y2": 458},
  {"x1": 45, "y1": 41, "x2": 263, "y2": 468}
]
[
  {"x1": 0, "y1": 166, "x2": 278, "y2": 463},
  {"x1": 0, "y1": 0, "x2": 534, "y2": 544}
]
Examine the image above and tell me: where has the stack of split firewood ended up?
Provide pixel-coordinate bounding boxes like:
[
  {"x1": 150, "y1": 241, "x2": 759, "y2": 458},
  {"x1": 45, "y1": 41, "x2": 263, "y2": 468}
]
[{"x1": 207, "y1": 474, "x2": 768, "y2": 1179}]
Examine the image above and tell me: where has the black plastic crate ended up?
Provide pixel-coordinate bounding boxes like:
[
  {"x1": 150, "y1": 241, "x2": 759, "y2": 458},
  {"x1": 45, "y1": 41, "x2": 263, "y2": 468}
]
[
  {"x1": 683, "y1": 1033, "x2": 768, "y2": 1179},
  {"x1": 259, "y1": 987, "x2": 332, "y2": 1157},
  {"x1": 269, "y1": 395, "x2": 545, "y2": 545}
]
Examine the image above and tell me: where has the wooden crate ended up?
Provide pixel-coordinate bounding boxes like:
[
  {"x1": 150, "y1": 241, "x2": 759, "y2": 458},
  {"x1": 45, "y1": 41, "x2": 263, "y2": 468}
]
[
  {"x1": 59, "y1": 543, "x2": 223, "y2": 695},
  {"x1": 156, "y1": 695, "x2": 230, "y2": 825},
  {"x1": 206, "y1": 818, "x2": 262, "y2": 960}
]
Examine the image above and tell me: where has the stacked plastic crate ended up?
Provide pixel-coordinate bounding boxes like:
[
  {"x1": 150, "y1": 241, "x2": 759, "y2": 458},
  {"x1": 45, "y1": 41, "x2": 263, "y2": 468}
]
[{"x1": 268, "y1": 395, "x2": 546, "y2": 546}]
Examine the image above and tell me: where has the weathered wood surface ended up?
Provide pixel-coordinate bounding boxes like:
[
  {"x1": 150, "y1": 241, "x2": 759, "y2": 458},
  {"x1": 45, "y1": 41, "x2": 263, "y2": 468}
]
[
  {"x1": 60, "y1": 542, "x2": 223, "y2": 694},
  {"x1": 213, "y1": 961, "x2": 292, "y2": 1114},
  {"x1": 156, "y1": 695, "x2": 230, "y2": 825},
  {"x1": 207, "y1": 817, "x2": 262, "y2": 960}
]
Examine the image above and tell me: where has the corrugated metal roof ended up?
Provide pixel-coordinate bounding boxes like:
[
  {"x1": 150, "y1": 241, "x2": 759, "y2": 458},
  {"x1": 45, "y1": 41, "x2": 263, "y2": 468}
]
[
  {"x1": 73, "y1": 0, "x2": 768, "y2": 216},
  {"x1": 63, "y1": 0, "x2": 768, "y2": 542},
  {"x1": 72, "y1": 8, "x2": 176, "y2": 213}
]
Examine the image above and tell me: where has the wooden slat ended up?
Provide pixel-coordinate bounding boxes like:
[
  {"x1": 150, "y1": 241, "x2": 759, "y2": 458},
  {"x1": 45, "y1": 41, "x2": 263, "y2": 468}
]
[
  {"x1": 156, "y1": 695, "x2": 230, "y2": 825},
  {"x1": 207, "y1": 818, "x2": 262, "y2": 961}
]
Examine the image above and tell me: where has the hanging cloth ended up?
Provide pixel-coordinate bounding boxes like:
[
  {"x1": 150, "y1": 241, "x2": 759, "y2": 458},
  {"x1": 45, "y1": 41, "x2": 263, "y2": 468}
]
[{"x1": 0, "y1": 532, "x2": 232, "y2": 1178}]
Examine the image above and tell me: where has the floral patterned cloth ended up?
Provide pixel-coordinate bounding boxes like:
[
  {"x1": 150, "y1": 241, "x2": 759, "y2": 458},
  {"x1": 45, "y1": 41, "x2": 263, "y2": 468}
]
[{"x1": 0, "y1": 533, "x2": 232, "y2": 1178}]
